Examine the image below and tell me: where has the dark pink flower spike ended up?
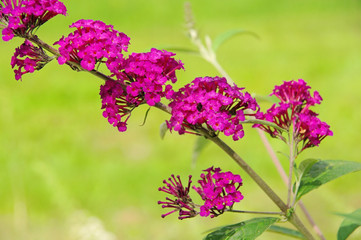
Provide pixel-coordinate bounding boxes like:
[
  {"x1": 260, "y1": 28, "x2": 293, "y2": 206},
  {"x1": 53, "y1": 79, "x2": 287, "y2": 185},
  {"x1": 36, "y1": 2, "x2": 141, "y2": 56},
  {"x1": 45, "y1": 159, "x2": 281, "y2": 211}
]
[
  {"x1": 193, "y1": 167, "x2": 244, "y2": 218},
  {"x1": 11, "y1": 39, "x2": 53, "y2": 80},
  {"x1": 55, "y1": 19, "x2": 130, "y2": 71},
  {"x1": 1, "y1": 0, "x2": 67, "y2": 41},
  {"x1": 113, "y1": 48, "x2": 184, "y2": 107},
  {"x1": 167, "y1": 76, "x2": 259, "y2": 141},
  {"x1": 99, "y1": 80, "x2": 135, "y2": 132},
  {"x1": 254, "y1": 79, "x2": 332, "y2": 153}
]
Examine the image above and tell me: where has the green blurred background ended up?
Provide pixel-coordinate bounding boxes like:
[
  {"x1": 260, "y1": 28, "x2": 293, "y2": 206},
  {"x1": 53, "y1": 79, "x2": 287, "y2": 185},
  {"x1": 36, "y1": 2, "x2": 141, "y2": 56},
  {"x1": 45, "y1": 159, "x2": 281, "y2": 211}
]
[{"x1": 1, "y1": 0, "x2": 361, "y2": 239}]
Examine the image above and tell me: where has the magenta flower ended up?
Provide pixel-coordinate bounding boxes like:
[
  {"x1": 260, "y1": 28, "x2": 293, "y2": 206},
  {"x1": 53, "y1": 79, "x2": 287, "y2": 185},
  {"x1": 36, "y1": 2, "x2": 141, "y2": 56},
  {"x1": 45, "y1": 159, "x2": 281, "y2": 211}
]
[
  {"x1": 55, "y1": 19, "x2": 130, "y2": 71},
  {"x1": 158, "y1": 167, "x2": 244, "y2": 219},
  {"x1": 167, "y1": 76, "x2": 259, "y2": 141},
  {"x1": 11, "y1": 39, "x2": 53, "y2": 80},
  {"x1": 112, "y1": 48, "x2": 184, "y2": 106},
  {"x1": 295, "y1": 109, "x2": 332, "y2": 152},
  {"x1": 0, "y1": 0, "x2": 67, "y2": 41},
  {"x1": 254, "y1": 79, "x2": 332, "y2": 152},
  {"x1": 99, "y1": 80, "x2": 133, "y2": 132},
  {"x1": 193, "y1": 167, "x2": 243, "y2": 218},
  {"x1": 99, "y1": 48, "x2": 183, "y2": 132},
  {"x1": 158, "y1": 175, "x2": 197, "y2": 220}
]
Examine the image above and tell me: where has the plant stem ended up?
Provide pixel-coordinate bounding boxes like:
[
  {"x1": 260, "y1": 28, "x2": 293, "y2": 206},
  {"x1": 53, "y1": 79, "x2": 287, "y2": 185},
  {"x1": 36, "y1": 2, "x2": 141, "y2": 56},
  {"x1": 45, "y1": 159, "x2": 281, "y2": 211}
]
[
  {"x1": 257, "y1": 130, "x2": 326, "y2": 240},
  {"x1": 27, "y1": 34, "x2": 119, "y2": 84},
  {"x1": 228, "y1": 209, "x2": 284, "y2": 215},
  {"x1": 299, "y1": 202, "x2": 326, "y2": 240},
  {"x1": 257, "y1": 130, "x2": 289, "y2": 183},
  {"x1": 287, "y1": 126, "x2": 295, "y2": 208}
]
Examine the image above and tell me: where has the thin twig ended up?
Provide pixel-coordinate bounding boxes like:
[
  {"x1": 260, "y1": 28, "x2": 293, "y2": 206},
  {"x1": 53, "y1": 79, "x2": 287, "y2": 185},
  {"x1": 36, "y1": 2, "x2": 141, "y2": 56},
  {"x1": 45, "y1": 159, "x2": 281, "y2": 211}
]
[
  {"x1": 287, "y1": 126, "x2": 295, "y2": 208},
  {"x1": 227, "y1": 209, "x2": 284, "y2": 216}
]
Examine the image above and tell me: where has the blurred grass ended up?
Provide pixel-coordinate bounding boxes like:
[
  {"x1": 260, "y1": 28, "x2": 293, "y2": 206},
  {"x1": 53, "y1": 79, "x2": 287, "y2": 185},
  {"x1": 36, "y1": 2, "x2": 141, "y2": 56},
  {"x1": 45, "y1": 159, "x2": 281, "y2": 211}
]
[{"x1": 1, "y1": 0, "x2": 361, "y2": 239}]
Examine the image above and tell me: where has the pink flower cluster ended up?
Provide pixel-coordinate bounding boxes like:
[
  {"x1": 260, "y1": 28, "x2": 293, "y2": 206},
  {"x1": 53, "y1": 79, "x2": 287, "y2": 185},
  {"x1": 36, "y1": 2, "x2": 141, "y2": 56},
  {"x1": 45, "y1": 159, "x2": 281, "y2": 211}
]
[
  {"x1": 120, "y1": 48, "x2": 184, "y2": 106},
  {"x1": 57, "y1": 20, "x2": 184, "y2": 131},
  {"x1": 11, "y1": 39, "x2": 52, "y2": 80},
  {"x1": 158, "y1": 167, "x2": 244, "y2": 219},
  {"x1": 254, "y1": 79, "x2": 332, "y2": 152},
  {"x1": 167, "y1": 76, "x2": 259, "y2": 141},
  {"x1": 55, "y1": 19, "x2": 130, "y2": 71},
  {"x1": 99, "y1": 48, "x2": 183, "y2": 131},
  {"x1": 99, "y1": 80, "x2": 132, "y2": 132},
  {"x1": 193, "y1": 167, "x2": 244, "y2": 218},
  {"x1": 0, "y1": 0, "x2": 67, "y2": 41}
]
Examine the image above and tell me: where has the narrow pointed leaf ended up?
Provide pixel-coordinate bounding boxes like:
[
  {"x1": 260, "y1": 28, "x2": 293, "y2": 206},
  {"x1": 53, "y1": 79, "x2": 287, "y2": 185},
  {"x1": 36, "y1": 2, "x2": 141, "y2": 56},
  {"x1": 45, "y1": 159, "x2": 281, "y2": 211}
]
[
  {"x1": 268, "y1": 225, "x2": 305, "y2": 239},
  {"x1": 192, "y1": 136, "x2": 209, "y2": 167},
  {"x1": 140, "y1": 107, "x2": 151, "y2": 126},
  {"x1": 159, "y1": 122, "x2": 168, "y2": 139},
  {"x1": 336, "y1": 208, "x2": 361, "y2": 240},
  {"x1": 161, "y1": 45, "x2": 200, "y2": 55},
  {"x1": 212, "y1": 29, "x2": 259, "y2": 52},
  {"x1": 296, "y1": 160, "x2": 361, "y2": 200},
  {"x1": 204, "y1": 217, "x2": 279, "y2": 240}
]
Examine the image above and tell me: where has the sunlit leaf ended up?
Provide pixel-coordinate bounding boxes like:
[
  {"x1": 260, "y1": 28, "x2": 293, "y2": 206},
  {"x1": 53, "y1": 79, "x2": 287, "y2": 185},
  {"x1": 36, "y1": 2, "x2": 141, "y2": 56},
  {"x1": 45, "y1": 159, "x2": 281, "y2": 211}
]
[
  {"x1": 336, "y1": 208, "x2": 361, "y2": 240},
  {"x1": 296, "y1": 160, "x2": 361, "y2": 200},
  {"x1": 212, "y1": 29, "x2": 259, "y2": 52},
  {"x1": 295, "y1": 158, "x2": 319, "y2": 180},
  {"x1": 268, "y1": 225, "x2": 305, "y2": 239},
  {"x1": 204, "y1": 217, "x2": 278, "y2": 240}
]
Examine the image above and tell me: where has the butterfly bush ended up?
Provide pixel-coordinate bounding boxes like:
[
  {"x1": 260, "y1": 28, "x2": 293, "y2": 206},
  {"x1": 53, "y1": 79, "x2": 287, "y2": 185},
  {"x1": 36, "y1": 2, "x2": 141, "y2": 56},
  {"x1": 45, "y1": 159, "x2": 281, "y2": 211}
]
[
  {"x1": 254, "y1": 79, "x2": 333, "y2": 152},
  {"x1": 118, "y1": 48, "x2": 184, "y2": 106},
  {"x1": 11, "y1": 39, "x2": 53, "y2": 80},
  {"x1": 55, "y1": 19, "x2": 130, "y2": 71},
  {"x1": 99, "y1": 48, "x2": 183, "y2": 132},
  {"x1": 0, "y1": 0, "x2": 67, "y2": 41},
  {"x1": 167, "y1": 76, "x2": 259, "y2": 141},
  {"x1": 193, "y1": 167, "x2": 244, "y2": 218},
  {"x1": 158, "y1": 167, "x2": 243, "y2": 219},
  {"x1": 1, "y1": 3, "x2": 347, "y2": 238}
]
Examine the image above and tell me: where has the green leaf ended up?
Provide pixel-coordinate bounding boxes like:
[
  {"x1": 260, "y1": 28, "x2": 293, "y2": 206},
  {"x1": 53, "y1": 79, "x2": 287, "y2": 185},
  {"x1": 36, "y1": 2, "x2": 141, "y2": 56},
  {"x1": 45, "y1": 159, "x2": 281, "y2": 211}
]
[
  {"x1": 295, "y1": 158, "x2": 319, "y2": 180},
  {"x1": 160, "y1": 45, "x2": 200, "y2": 55},
  {"x1": 159, "y1": 122, "x2": 168, "y2": 139},
  {"x1": 336, "y1": 208, "x2": 361, "y2": 240},
  {"x1": 140, "y1": 107, "x2": 151, "y2": 126},
  {"x1": 296, "y1": 160, "x2": 361, "y2": 200},
  {"x1": 268, "y1": 225, "x2": 305, "y2": 239},
  {"x1": 192, "y1": 136, "x2": 209, "y2": 167},
  {"x1": 254, "y1": 94, "x2": 279, "y2": 104},
  {"x1": 212, "y1": 29, "x2": 259, "y2": 52},
  {"x1": 204, "y1": 217, "x2": 279, "y2": 240}
]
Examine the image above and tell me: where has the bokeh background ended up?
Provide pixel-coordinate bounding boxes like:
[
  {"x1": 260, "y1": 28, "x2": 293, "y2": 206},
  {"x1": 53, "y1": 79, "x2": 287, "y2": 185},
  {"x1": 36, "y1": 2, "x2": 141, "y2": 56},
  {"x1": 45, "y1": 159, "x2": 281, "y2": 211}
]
[{"x1": 1, "y1": 0, "x2": 361, "y2": 239}]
